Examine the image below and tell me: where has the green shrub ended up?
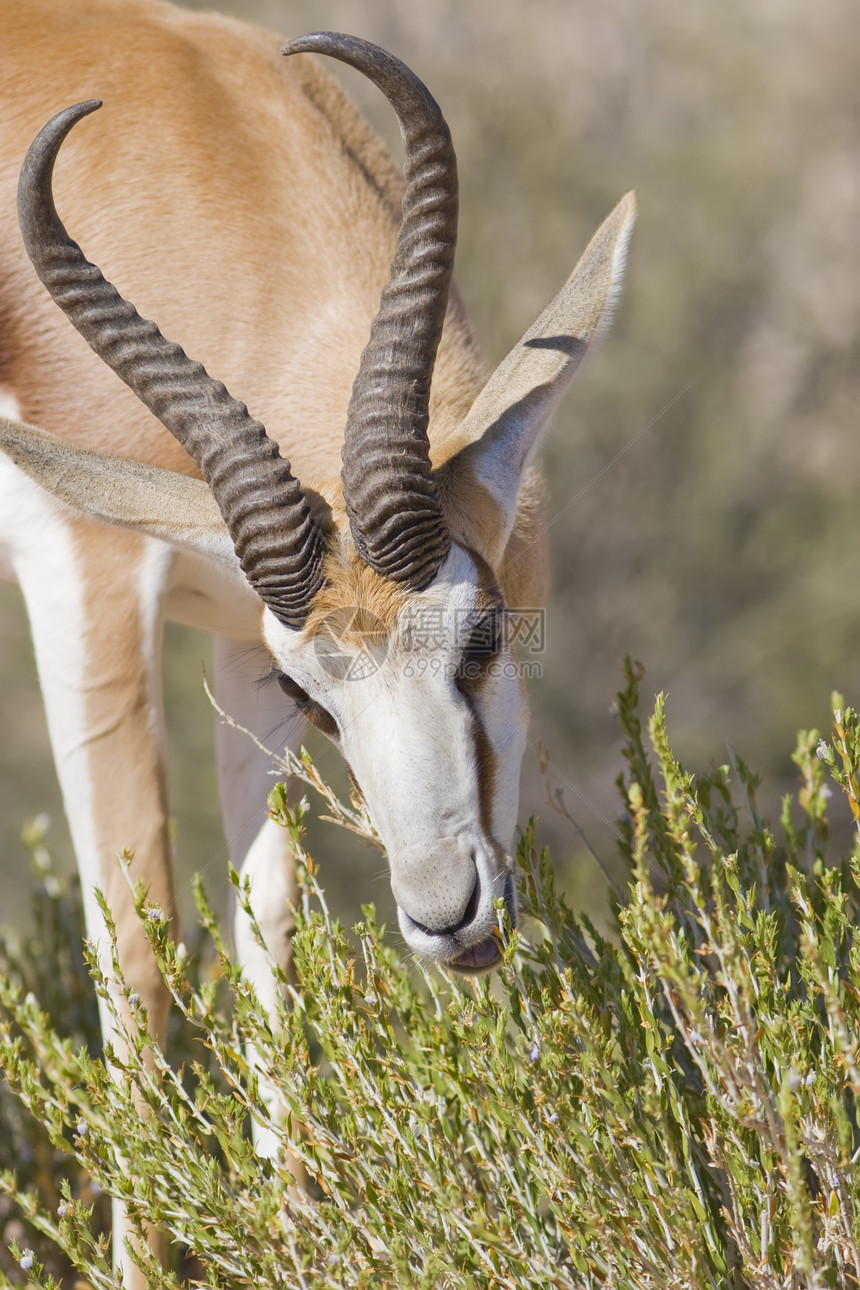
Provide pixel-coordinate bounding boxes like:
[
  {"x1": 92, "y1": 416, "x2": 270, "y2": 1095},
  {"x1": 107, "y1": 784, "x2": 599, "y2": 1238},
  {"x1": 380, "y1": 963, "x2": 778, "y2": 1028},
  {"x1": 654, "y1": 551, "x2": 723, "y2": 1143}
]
[
  {"x1": 2, "y1": 663, "x2": 860, "y2": 1288},
  {"x1": 0, "y1": 818, "x2": 108, "y2": 1287}
]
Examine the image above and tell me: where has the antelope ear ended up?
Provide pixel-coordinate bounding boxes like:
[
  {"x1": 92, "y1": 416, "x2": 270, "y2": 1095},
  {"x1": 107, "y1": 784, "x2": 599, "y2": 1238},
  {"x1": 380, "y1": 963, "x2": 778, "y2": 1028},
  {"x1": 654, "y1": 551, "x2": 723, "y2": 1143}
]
[
  {"x1": 0, "y1": 417, "x2": 240, "y2": 573},
  {"x1": 443, "y1": 191, "x2": 635, "y2": 563}
]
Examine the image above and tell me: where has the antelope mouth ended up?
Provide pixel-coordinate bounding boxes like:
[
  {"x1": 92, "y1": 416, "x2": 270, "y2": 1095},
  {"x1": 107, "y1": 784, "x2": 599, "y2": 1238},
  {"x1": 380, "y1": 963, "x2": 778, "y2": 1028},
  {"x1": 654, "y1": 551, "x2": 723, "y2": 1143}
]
[
  {"x1": 397, "y1": 866, "x2": 517, "y2": 973},
  {"x1": 444, "y1": 870, "x2": 517, "y2": 974},
  {"x1": 446, "y1": 935, "x2": 504, "y2": 974}
]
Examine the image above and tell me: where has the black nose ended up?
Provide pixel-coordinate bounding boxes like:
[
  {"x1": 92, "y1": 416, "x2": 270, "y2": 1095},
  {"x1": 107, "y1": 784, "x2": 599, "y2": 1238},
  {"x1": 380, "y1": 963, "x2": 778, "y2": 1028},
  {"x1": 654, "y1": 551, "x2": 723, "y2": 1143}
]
[{"x1": 410, "y1": 866, "x2": 480, "y2": 937}]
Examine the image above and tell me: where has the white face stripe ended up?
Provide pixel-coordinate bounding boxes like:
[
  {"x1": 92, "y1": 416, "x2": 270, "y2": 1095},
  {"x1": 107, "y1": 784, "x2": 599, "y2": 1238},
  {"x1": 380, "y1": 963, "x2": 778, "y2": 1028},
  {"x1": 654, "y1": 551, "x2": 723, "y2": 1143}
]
[
  {"x1": 262, "y1": 544, "x2": 527, "y2": 963},
  {"x1": 0, "y1": 429, "x2": 525, "y2": 973}
]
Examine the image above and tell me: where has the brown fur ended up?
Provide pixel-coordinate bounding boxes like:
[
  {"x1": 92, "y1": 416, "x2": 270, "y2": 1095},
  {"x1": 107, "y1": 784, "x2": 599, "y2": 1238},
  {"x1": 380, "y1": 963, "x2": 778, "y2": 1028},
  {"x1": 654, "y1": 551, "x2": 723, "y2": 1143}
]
[
  {"x1": 0, "y1": 0, "x2": 548, "y2": 669},
  {"x1": 0, "y1": 0, "x2": 487, "y2": 487},
  {"x1": 300, "y1": 480, "x2": 518, "y2": 647},
  {"x1": 0, "y1": 10, "x2": 635, "y2": 1285},
  {"x1": 73, "y1": 523, "x2": 177, "y2": 1021},
  {"x1": 301, "y1": 484, "x2": 412, "y2": 641},
  {"x1": 500, "y1": 471, "x2": 552, "y2": 612},
  {"x1": 469, "y1": 706, "x2": 501, "y2": 860},
  {"x1": 304, "y1": 551, "x2": 411, "y2": 644}
]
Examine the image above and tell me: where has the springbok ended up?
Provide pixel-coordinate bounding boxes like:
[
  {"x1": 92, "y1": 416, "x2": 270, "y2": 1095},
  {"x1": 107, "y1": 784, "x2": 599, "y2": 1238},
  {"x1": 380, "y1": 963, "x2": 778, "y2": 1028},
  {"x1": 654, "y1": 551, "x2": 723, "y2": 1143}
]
[{"x1": 0, "y1": 0, "x2": 634, "y2": 1277}]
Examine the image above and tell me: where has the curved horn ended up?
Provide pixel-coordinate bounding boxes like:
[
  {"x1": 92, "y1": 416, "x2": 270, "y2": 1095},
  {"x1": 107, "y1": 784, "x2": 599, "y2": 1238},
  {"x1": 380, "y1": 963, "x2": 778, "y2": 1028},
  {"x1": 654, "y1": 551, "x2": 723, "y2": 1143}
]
[
  {"x1": 282, "y1": 34, "x2": 453, "y2": 589},
  {"x1": 17, "y1": 100, "x2": 326, "y2": 630}
]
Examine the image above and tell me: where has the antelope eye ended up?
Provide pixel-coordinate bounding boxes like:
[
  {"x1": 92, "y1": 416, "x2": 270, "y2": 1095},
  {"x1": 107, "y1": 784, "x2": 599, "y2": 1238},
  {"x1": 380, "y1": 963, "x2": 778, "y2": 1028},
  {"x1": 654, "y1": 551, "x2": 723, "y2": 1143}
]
[
  {"x1": 277, "y1": 673, "x2": 310, "y2": 704},
  {"x1": 276, "y1": 672, "x2": 339, "y2": 740},
  {"x1": 456, "y1": 611, "x2": 503, "y2": 693},
  {"x1": 463, "y1": 612, "x2": 502, "y2": 662}
]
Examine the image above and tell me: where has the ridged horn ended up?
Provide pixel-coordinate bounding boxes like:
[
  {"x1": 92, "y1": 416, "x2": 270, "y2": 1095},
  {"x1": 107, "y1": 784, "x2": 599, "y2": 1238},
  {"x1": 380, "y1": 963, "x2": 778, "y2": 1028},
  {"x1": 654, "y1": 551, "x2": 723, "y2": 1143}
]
[
  {"x1": 282, "y1": 33, "x2": 453, "y2": 589},
  {"x1": 17, "y1": 100, "x2": 326, "y2": 630}
]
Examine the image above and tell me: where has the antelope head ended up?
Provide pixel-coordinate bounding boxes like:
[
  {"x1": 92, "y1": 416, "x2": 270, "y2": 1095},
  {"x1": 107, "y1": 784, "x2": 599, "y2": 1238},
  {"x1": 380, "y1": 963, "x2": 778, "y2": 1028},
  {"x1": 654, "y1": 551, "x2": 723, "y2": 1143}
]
[{"x1": 5, "y1": 34, "x2": 634, "y2": 972}]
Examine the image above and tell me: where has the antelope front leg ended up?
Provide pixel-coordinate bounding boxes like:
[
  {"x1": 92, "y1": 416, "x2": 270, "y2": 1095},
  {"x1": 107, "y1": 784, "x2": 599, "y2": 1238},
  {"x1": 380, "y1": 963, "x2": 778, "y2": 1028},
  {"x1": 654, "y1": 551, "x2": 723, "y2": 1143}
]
[
  {"x1": 11, "y1": 497, "x2": 176, "y2": 1286},
  {"x1": 212, "y1": 636, "x2": 305, "y2": 1172}
]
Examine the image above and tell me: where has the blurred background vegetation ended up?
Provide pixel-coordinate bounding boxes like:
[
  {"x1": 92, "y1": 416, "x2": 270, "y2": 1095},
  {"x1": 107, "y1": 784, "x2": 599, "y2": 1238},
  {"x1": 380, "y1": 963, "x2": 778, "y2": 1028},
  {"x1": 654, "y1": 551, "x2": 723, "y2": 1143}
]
[{"x1": 1, "y1": 0, "x2": 859, "y2": 936}]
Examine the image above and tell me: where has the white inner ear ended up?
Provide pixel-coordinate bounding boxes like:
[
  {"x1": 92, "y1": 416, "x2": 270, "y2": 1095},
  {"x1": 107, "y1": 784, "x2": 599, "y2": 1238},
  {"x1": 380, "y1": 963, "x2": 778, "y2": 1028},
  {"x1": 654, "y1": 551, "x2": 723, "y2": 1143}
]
[
  {"x1": 0, "y1": 416, "x2": 240, "y2": 573},
  {"x1": 446, "y1": 191, "x2": 636, "y2": 557}
]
